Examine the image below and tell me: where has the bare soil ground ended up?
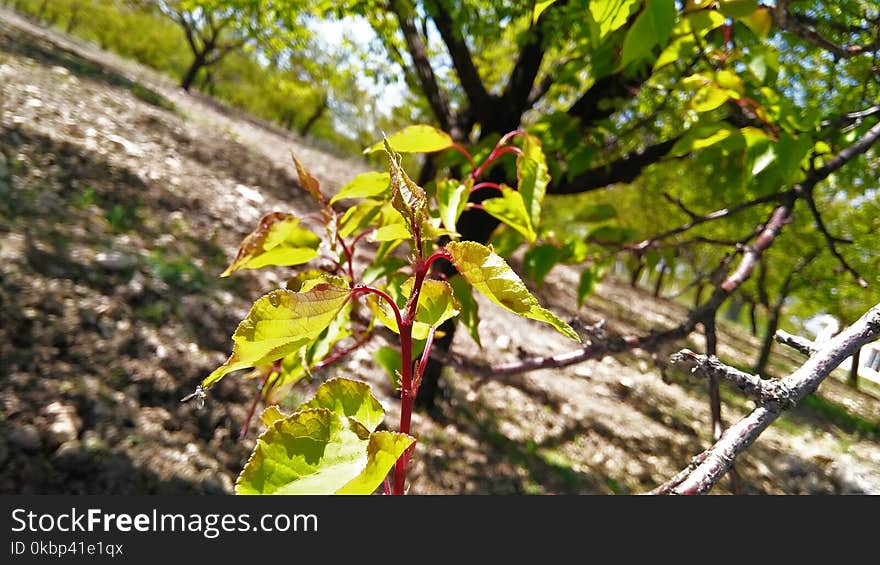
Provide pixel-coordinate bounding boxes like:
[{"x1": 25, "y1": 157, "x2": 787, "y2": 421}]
[{"x1": 2, "y1": 10, "x2": 879, "y2": 495}]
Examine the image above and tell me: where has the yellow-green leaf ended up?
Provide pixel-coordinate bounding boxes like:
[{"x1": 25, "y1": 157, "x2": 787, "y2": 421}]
[
  {"x1": 532, "y1": 0, "x2": 555, "y2": 24},
  {"x1": 338, "y1": 199, "x2": 383, "y2": 238},
  {"x1": 261, "y1": 406, "x2": 287, "y2": 427},
  {"x1": 202, "y1": 284, "x2": 351, "y2": 389},
  {"x1": 715, "y1": 70, "x2": 744, "y2": 94},
  {"x1": 742, "y1": 6, "x2": 772, "y2": 37},
  {"x1": 436, "y1": 178, "x2": 471, "y2": 234},
  {"x1": 692, "y1": 84, "x2": 730, "y2": 112},
  {"x1": 372, "y1": 278, "x2": 461, "y2": 340},
  {"x1": 221, "y1": 213, "x2": 320, "y2": 277},
  {"x1": 449, "y1": 274, "x2": 481, "y2": 348},
  {"x1": 365, "y1": 125, "x2": 453, "y2": 154},
  {"x1": 589, "y1": 0, "x2": 639, "y2": 44},
  {"x1": 336, "y1": 431, "x2": 414, "y2": 494},
  {"x1": 445, "y1": 241, "x2": 580, "y2": 342},
  {"x1": 516, "y1": 133, "x2": 549, "y2": 232},
  {"x1": 298, "y1": 378, "x2": 385, "y2": 432},
  {"x1": 483, "y1": 185, "x2": 537, "y2": 243},
  {"x1": 330, "y1": 172, "x2": 391, "y2": 204},
  {"x1": 371, "y1": 223, "x2": 411, "y2": 243},
  {"x1": 719, "y1": 0, "x2": 757, "y2": 19}
]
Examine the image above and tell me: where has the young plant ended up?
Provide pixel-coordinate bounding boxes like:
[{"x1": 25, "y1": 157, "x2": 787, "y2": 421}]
[{"x1": 187, "y1": 125, "x2": 580, "y2": 495}]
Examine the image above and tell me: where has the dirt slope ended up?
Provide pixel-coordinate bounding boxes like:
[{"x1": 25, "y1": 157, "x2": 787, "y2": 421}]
[{"x1": 2, "y1": 10, "x2": 879, "y2": 494}]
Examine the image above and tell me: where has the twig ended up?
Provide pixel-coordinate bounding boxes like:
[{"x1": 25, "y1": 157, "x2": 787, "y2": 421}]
[
  {"x1": 804, "y1": 192, "x2": 868, "y2": 287},
  {"x1": 774, "y1": 330, "x2": 817, "y2": 357},
  {"x1": 670, "y1": 349, "x2": 796, "y2": 409},
  {"x1": 656, "y1": 302, "x2": 880, "y2": 495}
]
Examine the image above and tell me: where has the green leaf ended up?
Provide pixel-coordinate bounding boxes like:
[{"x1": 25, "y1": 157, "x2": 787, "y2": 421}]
[
  {"x1": 516, "y1": 133, "x2": 550, "y2": 231},
  {"x1": 338, "y1": 199, "x2": 383, "y2": 238},
  {"x1": 692, "y1": 85, "x2": 730, "y2": 112},
  {"x1": 362, "y1": 257, "x2": 408, "y2": 285},
  {"x1": 445, "y1": 241, "x2": 580, "y2": 342},
  {"x1": 260, "y1": 406, "x2": 286, "y2": 428},
  {"x1": 236, "y1": 408, "x2": 413, "y2": 495},
  {"x1": 524, "y1": 244, "x2": 563, "y2": 288},
  {"x1": 577, "y1": 269, "x2": 596, "y2": 306},
  {"x1": 655, "y1": 35, "x2": 697, "y2": 71},
  {"x1": 371, "y1": 223, "x2": 412, "y2": 242},
  {"x1": 532, "y1": 0, "x2": 556, "y2": 24},
  {"x1": 572, "y1": 203, "x2": 617, "y2": 223},
  {"x1": 335, "y1": 431, "x2": 414, "y2": 494},
  {"x1": 619, "y1": 0, "x2": 676, "y2": 68},
  {"x1": 670, "y1": 122, "x2": 739, "y2": 156},
  {"x1": 718, "y1": 0, "x2": 757, "y2": 19},
  {"x1": 386, "y1": 145, "x2": 428, "y2": 239},
  {"x1": 589, "y1": 0, "x2": 639, "y2": 44},
  {"x1": 299, "y1": 378, "x2": 385, "y2": 432},
  {"x1": 330, "y1": 172, "x2": 391, "y2": 204},
  {"x1": 221, "y1": 213, "x2": 320, "y2": 276},
  {"x1": 482, "y1": 185, "x2": 537, "y2": 243},
  {"x1": 263, "y1": 354, "x2": 308, "y2": 405},
  {"x1": 449, "y1": 274, "x2": 482, "y2": 348},
  {"x1": 202, "y1": 283, "x2": 351, "y2": 389},
  {"x1": 436, "y1": 178, "x2": 471, "y2": 234},
  {"x1": 291, "y1": 153, "x2": 325, "y2": 203},
  {"x1": 365, "y1": 125, "x2": 453, "y2": 154},
  {"x1": 588, "y1": 225, "x2": 639, "y2": 245},
  {"x1": 373, "y1": 346, "x2": 403, "y2": 386},
  {"x1": 372, "y1": 278, "x2": 460, "y2": 340},
  {"x1": 742, "y1": 7, "x2": 772, "y2": 37}
]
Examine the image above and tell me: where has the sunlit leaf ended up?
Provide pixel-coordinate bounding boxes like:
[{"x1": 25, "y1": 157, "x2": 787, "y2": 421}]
[
  {"x1": 372, "y1": 278, "x2": 460, "y2": 340},
  {"x1": 365, "y1": 125, "x2": 453, "y2": 154},
  {"x1": 202, "y1": 283, "x2": 351, "y2": 389},
  {"x1": 619, "y1": 0, "x2": 676, "y2": 68},
  {"x1": 436, "y1": 178, "x2": 471, "y2": 234},
  {"x1": 298, "y1": 378, "x2": 384, "y2": 432},
  {"x1": 236, "y1": 408, "x2": 412, "y2": 495},
  {"x1": 449, "y1": 274, "x2": 482, "y2": 348},
  {"x1": 742, "y1": 7, "x2": 772, "y2": 37},
  {"x1": 330, "y1": 172, "x2": 391, "y2": 204},
  {"x1": 589, "y1": 0, "x2": 639, "y2": 44},
  {"x1": 482, "y1": 185, "x2": 537, "y2": 243},
  {"x1": 692, "y1": 84, "x2": 730, "y2": 112},
  {"x1": 517, "y1": 133, "x2": 550, "y2": 231},
  {"x1": 339, "y1": 199, "x2": 383, "y2": 238},
  {"x1": 532, "y1": 0, "x2": 556, "y2": 25},
  {"x1": 221, "y1": 213, "x2": 320, "y2": 276},
  {"x1": 445, "y1": 241, "x2": 580, "y2": 341}
]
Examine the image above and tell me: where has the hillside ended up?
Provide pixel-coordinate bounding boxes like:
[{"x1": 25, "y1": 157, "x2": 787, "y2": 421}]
[{"x1": 2, "y1": 9, "x2": 879, "y2": 494}]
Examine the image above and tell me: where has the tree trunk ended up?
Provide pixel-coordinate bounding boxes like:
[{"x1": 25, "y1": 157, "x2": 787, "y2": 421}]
[
  {"x1": 299, "y1": 95, "x2": 328, "y2": 137},
  {"x1": 849, "y1": 348, "x2": 860, "y2": 388},
  {"x1": 181, "y1": 53, "x2": 208, "y2": 92},
  {"x1": 754, "y1": 306, "x2": 780, "y2": 376},
  {"x1": 749, "y1": 300, "x2": 759, "y2": 336},
  {"x1": 65, "y1": 3, "x2": 81, "y2": 34},
  {"x1": 653, "y1": 263, "x2": 667, "y2": 297},
  {"x1": 630, "y1": 262, "x2": 644, "y2": 288}
]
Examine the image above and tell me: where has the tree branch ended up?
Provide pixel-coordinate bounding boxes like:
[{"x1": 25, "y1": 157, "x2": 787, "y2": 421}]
[
  {"x1": 657, "y1": 302, "x2": 880, "y2": 495},
  {"x1": 804, "y1": 191, "x2": 868, "y2": 287},
  {"x1": 670, "y1": 349, "x2": 796, "y2": 409},
  {"x1": 774, "y1": 330, "x2": 817, "y2": 357},
  {"x1": 429, "y1": 3, "x2": 495, "y2": 124},
  {"x1": 389, "y1": 0, "x2": 457, "y2": 134},
  {"x1": 551, "y1": 137, "x2": 679, "y2": 194}
]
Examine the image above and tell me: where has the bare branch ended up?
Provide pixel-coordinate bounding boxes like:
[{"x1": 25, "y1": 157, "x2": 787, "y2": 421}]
[
  {"x1": 774, "y1": 330, "x2": 817, "y2": 357},
  {"x1": 389, "y1": 0, "x2": 457, "y2": 134},
  {"x1": 670, "y1": 349, "x2": 796, "y2": 409},
  {"x1": 804, "y1": 191, "x2": 868, "y2": 287},
  {"x1": 657, "y1": 302, "x2": 880, "y2": 495}
]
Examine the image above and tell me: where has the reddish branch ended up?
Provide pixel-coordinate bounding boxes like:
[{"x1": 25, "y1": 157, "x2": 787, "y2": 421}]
[{"x1": 654, "y1": 302, "x2": 880, "y2": 495}]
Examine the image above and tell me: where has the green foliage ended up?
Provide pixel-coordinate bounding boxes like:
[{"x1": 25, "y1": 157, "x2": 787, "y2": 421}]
[{"x1": 195, "y1": 127, "x2": 579, "y2": 494}]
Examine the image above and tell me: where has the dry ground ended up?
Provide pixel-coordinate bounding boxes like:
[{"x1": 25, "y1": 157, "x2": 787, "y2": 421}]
[{"x1": 2, "y1": 9, "x2": 879, "y2": 495}]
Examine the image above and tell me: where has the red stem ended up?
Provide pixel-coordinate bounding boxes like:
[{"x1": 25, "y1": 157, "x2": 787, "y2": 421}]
[
  {"x1": 413, "y1": 325, "x2": 437, "y2": 391},
  {"x1": 473, "y1": 146, "x2": 523, "y2": 180},
  {"x1": 391, "y1": 259, "x2": 433, "y2": 495},
  {"x1": 351, "y1": 285, "x2": 404, "y2": 330},
  {"x1": 239, "y1": 368, "x2": 273, "y2": 440},
  {"x1": 335, "y1": 233, "x2": 355, "y2": 281},
  {"x1": 471, "y1": 181, "x2": 503, "y2": 193},
  {"x1": 450, "y1": 143, "x2": 476, "y2": 173},
  {"x1": 311, "y1": 331, "x2": 373, "y2": 371}
]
